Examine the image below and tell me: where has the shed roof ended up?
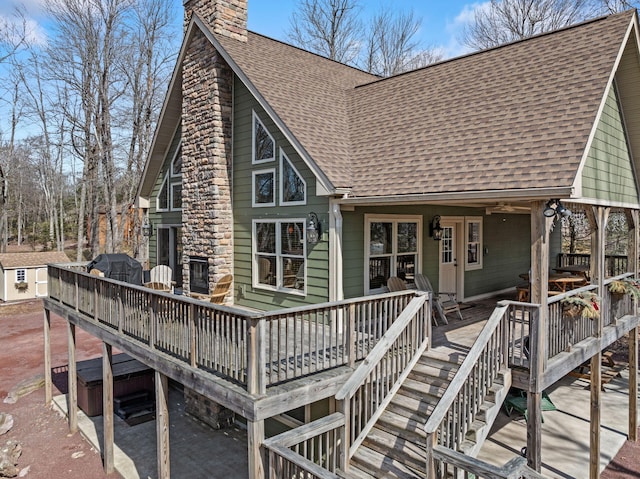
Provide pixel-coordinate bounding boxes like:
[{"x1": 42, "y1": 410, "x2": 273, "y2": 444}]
[{"x1": 0, "y1": 251, "x2": 70, "y2": 269}]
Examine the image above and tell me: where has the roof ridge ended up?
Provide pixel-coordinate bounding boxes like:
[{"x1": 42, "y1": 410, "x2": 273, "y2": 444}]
[{"x1": 355, "y1": 8, "x2": 636, "y2": 89}]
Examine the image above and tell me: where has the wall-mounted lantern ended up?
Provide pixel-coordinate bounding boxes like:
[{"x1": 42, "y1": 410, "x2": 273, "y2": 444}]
[
  {"x1": 307, "y1": 212, "x2": 321, "y2": 244},
  {"x1": 430, "y1": 215, "x2": 443, "y2": 241}
]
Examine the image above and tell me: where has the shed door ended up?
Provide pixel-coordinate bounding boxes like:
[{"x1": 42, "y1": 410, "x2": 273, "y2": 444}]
[{"x1": 35, "y1": 268, "x2": 48, "y2": 297}]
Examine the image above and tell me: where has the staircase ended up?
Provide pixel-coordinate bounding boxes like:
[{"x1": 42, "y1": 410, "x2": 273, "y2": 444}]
[{"x1": 345, "y1": 348, "x2": 511, "y2": 479}]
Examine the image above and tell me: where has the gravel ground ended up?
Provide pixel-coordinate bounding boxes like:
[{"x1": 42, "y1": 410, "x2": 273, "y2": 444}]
[{"x1": 0, "y1": 299, "x2": 638, "y2": 478}]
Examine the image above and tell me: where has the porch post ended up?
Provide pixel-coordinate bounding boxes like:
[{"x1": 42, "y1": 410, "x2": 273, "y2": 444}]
[
  {"x1": 43, "y1": 308, "x2": 52, "y2": 406},
  {"x1": 527, "y1": 200, "x2": 552, "y2": 471},
  {"x1": 156, "y1": 371, "x2": 170, "y2": 479},
  {"x1": 589, "y1": 206, "x2": 609, "y2": 479},
  {"x1": 67, "y1": 321, "x2": 78, "y2": 433},
  {"x1": 627, "y1": 209, "x2": 639, "y2": 441},
  {"x1": 248, "y1": 419, "x2": 265, "y2": 479},
  {"x1": 102, "y1": 342, "x2": 114, "y2": 474}
]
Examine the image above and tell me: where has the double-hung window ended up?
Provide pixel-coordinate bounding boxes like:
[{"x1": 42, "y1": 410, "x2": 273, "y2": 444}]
[
  {"x1": 465, "y1": 217, "x2": 483, "y2": 270},
  {"x1": 254, "y1": 219, "x2": 306, "y2": 294},
  {"x1": 365, "y1": 215, "x2": 421, "y2": 293}
]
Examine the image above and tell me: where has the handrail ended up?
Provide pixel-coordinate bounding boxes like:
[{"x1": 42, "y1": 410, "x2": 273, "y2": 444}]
[
  {"x1": 336, "y1": 293, "x2": 430, "y2": 463},
  {"x1": 263, "y1": 413, "x2": 345, "y2": 479},
  {"x1": 336, "y1": 293, "x2": 428, "y2": 400},
  {"x1": 432, "y1": 445, "x2": 549, "y2": 479},
  {"x1": 424, "y1": 303, "x2": 509, "y2": 437}
]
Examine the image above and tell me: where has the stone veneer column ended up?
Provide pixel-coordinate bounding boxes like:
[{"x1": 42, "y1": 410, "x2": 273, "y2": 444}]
[{"x1": 181, "y1": 0, "x2": 246, "y2": 296}]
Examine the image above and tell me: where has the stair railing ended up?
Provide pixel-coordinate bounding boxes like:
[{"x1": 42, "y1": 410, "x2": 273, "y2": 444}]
[
  {"x1": 432, "y1": 445, "x2": 550, "y2": 479},
  {"x1": 335, "y1": 292, "x2": 431, "y2": 472},
  {"x1": 424, "y1": 303, "x2": 511, "y2": 478}
]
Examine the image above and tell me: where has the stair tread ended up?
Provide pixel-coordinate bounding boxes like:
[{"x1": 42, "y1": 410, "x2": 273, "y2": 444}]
[
  {"x1": 389, "y1": 392, "x2": 437, "y2": 417},
  {"x1": 421, "y1": 349, "x2": 466, "y2": 365},
  {"x1": 411, "y1": 362, "x2": 459, "y2": 381},
  {"x1": 378, "y1": 410, "x2": 425, "y2": 436},
  {"x1": 401, "y1": 377, "x2": 449, "y2": 398},
  {"x1": 351, "y1": 445, "x2": 422, "y2": 479},
  {"x1": 363, "y1": 426, "x2": 426, "y2": 468}
]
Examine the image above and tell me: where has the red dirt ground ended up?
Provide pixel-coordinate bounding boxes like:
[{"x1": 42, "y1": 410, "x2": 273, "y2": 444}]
[
  {"x1": 0, "y1": 299, "x2": 638, "y2": 478},
  {"x1": 0, "y1": 299, "x2": 120, "y2": 478}
]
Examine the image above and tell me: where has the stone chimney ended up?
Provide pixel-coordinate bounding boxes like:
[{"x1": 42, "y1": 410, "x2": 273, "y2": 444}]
[
  {"x1": 184, "y1": 0, "x2": 248, "y2": 42},
  {"x1": 181, "y1": 0, "x2": 247, "y2": 297}
]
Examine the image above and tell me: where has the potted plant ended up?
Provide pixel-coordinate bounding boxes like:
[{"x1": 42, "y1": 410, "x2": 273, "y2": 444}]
[
  {"x1": 14, "y1": 281, "x2": 28, "y2": 291},
  {"x1": 608, "y1": 278, "x2": 640, "y2": 300},
  {"x1": 561, "y1": 292, "x2": 599, "y2": 320}
]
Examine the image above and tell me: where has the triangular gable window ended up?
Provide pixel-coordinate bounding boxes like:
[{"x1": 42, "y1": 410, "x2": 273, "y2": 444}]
[
  {"x1": 280, "y1": 149, "x2": 306, "y2": 205},
  {"x1": 157, "y1": 174, "x2": 169, "y2": 211},
  {"x1": 253, "y1": 111, "x2": 275, "y2": 164}
]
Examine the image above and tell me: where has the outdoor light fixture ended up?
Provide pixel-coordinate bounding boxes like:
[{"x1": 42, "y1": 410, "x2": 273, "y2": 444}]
[
  {"x1": 142, "y1": 217, "x2": 153, "y2": 237},
  {"x1": 543, "y1": 199, "x2": 572, "y2": 219},
  {"x1": 307, "y1": 212, "x2": 321, "y2": 244},
  {"x1": 430, "y1": 215, "x2": 444, "y2": 241}
]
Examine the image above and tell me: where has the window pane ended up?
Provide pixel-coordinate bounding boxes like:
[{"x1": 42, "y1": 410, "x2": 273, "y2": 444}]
[
  {"x1": 158, "y1": 178, "x2": 168, "y2": 210},
  {"x1": 370, "y1": 222, "x2": 392, "y2": 255},
  {"x1": 171, "y1": 183, "x2": 182, "y2": 210},
  {"x1": 369, "y1": 257, "x2": 390, "y2": 290},
  {"x1": 257, "y1": 255, "x2": 276, "y2": 286},
  {"x1": 254, "y1": 172, "x2": 274, "y2": 204},
  {"x1": 468, "y1": 222, "x2": 480, "y2": 243},
  {"x1": 281, "y1": 222, "x2": 304, "y2": 256},
  {"x1": 282, "y1": 157, "x2": 305, "y2": 203},
  {"x1": 256, "y1": 223, "x2": 275, "y2": 253},
  {"x1": 396, "y1": 254, "x2": 416, "y2": 282},
  {"x1": 157, "y1": 228, "x2": 170, "y2": 265},
  {"x1": 441, "y1": 226, "x2": 453, "y2": 264},
  {"x1": 283, "y1": 257, "x2": 305, "y2": 290},
  {"x1": 397, "y1": 223, "x2": 417, "y2": 253},
  {"x1": 172, "y1": 147, "x2": 182, "y2": 175},
  {"x1": 468, "y1": 244, "x2": 479, "y2": 264},
  {"x1": 255, "y1": 120, "x2": 274, "y2": 161},
  {"x1": 16, "y1": 269, "x2": 26, "y2": 282}
]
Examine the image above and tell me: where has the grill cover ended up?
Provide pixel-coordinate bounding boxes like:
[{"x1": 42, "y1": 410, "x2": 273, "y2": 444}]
[{"x1": 87, "y1": 254, "x2": 143, "y2": 285}]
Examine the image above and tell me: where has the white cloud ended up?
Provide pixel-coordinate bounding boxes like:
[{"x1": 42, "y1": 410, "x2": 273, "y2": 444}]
[{"x1": 435, "y1": 2, "x2": 491, "y2": 59}]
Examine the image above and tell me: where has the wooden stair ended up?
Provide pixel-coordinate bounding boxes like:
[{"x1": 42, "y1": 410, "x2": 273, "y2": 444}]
[{"x1": 343, "y1": 349, "x2": 511, "y2": 479}]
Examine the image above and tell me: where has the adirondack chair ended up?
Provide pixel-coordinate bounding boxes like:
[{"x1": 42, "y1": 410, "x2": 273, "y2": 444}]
[
  {"x1": 210, "y1": 274, "x2": 233, "y2": 304},
  {"x1": 146, "y1": 265, "x2": 174, "y2": 292},
  {"x1": 386, "y1": 276, "x2": 408, "y2": 292},
  {"x1": 415, "y1": 273, "x2": 464, "y2": 324}
]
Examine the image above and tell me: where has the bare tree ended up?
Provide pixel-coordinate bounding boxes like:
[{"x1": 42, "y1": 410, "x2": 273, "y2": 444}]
[
  {"x1": 362, "y1": 8, "x2": 441, "y2": 76},
  {"x1": 462, "y1": 0, "x2": 591, "y2": 50},
  {"x1": 287, "y1": 0, "x2": 362, "y2": 64},
  {"x1": 0, "y1": 6, "x2": 28, "y2": 64}
]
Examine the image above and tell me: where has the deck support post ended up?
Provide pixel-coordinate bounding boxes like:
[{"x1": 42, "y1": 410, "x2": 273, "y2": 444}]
[
  {"x1": 589, "y1": 206, "x2": 609, "y2": 479},
  {"x1": 248, "y1": 419, "x2": 265, "y2": 479},
  {"x1": 627, "y1": 209, "x2": 639, "y2": 442},
  {"x1": 67, "y1": 321, "x2": 78, "y2": 433},
  {"x1": 527, "y1": 200, "x2": 552, "y2": 471},
  {"x1": 44, "y1": 308, "x2": 52, "y2": 406},
  {"x1": 102, "y1": 342, "x2": 114, "y2": 474},
  {"x1": 156, "y1": 371, "x2": 170, "y2": 479}
]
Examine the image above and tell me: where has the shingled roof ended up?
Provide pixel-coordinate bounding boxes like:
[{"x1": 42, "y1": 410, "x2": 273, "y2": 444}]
[
  {"x1": 0, "y1": 251, "x2": 70, "y2": 269},
  {"x1": 213, "y1": 10, "x2": 637, "y2": 199}
]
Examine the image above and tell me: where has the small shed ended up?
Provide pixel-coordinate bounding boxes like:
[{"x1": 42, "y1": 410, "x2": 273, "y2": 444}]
[{"x1": 0, "y1": 251, "x2": 70, "y2": 302}]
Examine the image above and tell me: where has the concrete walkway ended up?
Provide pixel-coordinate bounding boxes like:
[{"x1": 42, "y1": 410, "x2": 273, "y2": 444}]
[
  {"x1": 477, "y1": 367, "x2": 638, "y2": 479},
  {"x1": 54, "y1": 387, "x2": 248, "y2": 479}
]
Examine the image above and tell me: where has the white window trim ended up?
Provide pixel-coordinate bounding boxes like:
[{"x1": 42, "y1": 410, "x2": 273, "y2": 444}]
[
  {"x1": 279, "y1": 148, "x2": 306, "y2": 206},
  {"x1": 156, "y1": 173, "x2": 169, "y2": 212},
  {"x1": 170, "y1": 182, "x2": 182, "y2": 211},
  {"x1": 464, "y1": 216, "x2": 483, "y2": 271},
  {"x1": 16, "y1": 269, "x2": 26, "y2": 282},
  {"x1": 252, "y1": 168, "x2": 276, "y2": 208},
  {"x1": 252, "y1": 218, "x2": 307, "y2": 296},
  {"x1": 252, "y1": 111, "x2": 275, "y2": 165},
  {"x1": 170, "y1": 140, "x2": 182, "y2": 178},
  {"x1": 364, "y1": 214, "x2": 422, "y2": 295}
]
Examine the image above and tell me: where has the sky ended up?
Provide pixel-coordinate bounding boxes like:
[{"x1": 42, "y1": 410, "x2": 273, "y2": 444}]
[{"x1": 1, "y1": 0, "x2": 482, "y2": 59}]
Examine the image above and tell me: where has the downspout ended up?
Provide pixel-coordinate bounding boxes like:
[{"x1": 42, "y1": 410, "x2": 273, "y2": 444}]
[{"x1": 329, "y1": 199, "x2": 344, "y2": 302}]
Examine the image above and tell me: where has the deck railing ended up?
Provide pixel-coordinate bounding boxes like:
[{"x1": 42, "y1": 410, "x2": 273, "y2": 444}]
[
  {"x1": 263, "y1": 413, "x2": 344, "y2": 479},
  {"x1": 432, "y1": 445, "x2": 549, "y2": 479},
  {"x1": 424, "y1": 302, "x2": 510, "y2": 475},
  {"x1": 48, "y1": 264, "x2": 417, "y2": 394},
  {"x1": 557, "y1": 253, "x2": 628, "y2": 277},
  {"x1": 335, "y1": 294, "x2": 430, "y2": 467}
]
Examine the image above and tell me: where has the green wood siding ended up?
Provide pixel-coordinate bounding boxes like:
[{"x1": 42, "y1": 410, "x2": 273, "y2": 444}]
[
  {"x1": 233, "y1": 77, "x2": 330, "y2": 310},
  {"x1": 148, "y1": 125, "x2": 182, "y2": 267},
  {"x1": 582, "y1": 85, "x2": 639, "y2": 205},
  {"x1": 342, "y1": 206, "x2": 539, "y2": 300}
]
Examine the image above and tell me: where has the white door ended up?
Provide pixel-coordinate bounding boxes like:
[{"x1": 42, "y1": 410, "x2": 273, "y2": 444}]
[
  {"x1": 439, "y1": 220, "x2": 463, "y2": 297},
  {"x1": 35, "y1": 268, "x2": 48, "y2": 297}
]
